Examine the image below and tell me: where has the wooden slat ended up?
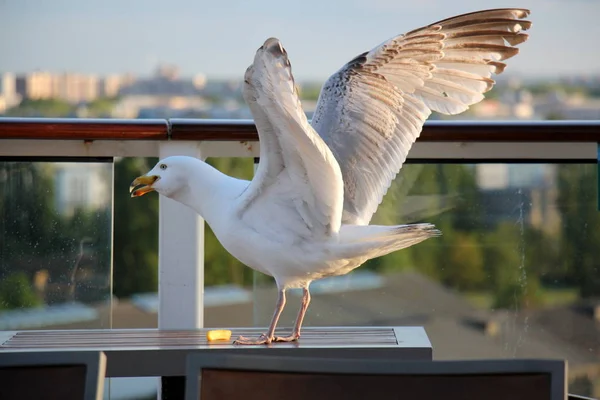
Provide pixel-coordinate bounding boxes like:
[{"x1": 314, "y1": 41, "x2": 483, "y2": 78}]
[
  {"x1": 0, "y1": 118, "x2": 599, "y2": 142},
  {"x1": 0, "y1": 327, "x2": 398, "y2": 350}
]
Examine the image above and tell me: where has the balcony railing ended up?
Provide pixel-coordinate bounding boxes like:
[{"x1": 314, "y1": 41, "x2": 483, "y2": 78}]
[
  {"x1": 1, "y1": 118, "x2": 599, "y2": 326},
  {"x1": 1, "y1": 118, "x2": 600, "y2": 399}
]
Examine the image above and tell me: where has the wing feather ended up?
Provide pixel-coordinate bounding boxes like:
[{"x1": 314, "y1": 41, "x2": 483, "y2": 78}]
[
  {"x1": 311, "y1": 8, "x2": 531, "y2": 225},
  {"x1": 238, "y1": 38, "x2": 344, "y2": 238}
]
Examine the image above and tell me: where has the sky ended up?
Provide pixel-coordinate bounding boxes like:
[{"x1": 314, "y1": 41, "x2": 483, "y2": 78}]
[{"x1": 1, "y1": 0, "x2": 599, "y2": 81}]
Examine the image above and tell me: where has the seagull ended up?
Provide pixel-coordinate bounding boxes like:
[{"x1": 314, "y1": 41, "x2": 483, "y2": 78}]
[{"x1": 130, "y1": 8, "x2": 531, "y2": 345}]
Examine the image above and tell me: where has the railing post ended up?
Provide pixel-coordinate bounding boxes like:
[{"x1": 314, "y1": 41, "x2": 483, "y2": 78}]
[
  {"x1": 157, "y1": 142, "x2": 204, "y2": 400},
  {"x1": 158, "y1": 142, "x2": 204, "y2": 329}
]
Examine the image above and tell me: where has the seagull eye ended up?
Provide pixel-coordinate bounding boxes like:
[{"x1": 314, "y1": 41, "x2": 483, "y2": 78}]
[{"x1": 160, "y1": 164, "x2": 167, "y2": 170}]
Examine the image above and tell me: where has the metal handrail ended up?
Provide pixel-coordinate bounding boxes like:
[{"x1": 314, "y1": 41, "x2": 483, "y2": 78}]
[{"x1": 1, "y1": 118, "x2": 599, "y2": 142}]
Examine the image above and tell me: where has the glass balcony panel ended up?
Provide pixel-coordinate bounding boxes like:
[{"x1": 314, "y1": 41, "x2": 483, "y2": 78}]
[
  {"x1": 251, "y1": 162, "x2": 599, "y2": 397},
  {"x1": 106, "y1": 156, "x2": 257, "y2": 400},
  {"x1": 0, "y1": 159, "x2": 113, "y2": 330}
]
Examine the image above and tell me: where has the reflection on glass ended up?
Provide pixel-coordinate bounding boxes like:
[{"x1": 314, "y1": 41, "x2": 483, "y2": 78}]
[
  {"x1": 0, "y1": 160, "x2": 113, "y2": 330},
  {"x1": 250, "y1": 163, "x2": 599, "y2": 397}
]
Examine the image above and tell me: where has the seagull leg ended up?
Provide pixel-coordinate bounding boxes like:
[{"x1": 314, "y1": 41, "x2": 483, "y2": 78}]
[
  {"x1": 234, "y1": 288, "x2": 287, "y2": 345},
  {"x1": 274, "y1": 287, "x2": 311, "y2": 342}
]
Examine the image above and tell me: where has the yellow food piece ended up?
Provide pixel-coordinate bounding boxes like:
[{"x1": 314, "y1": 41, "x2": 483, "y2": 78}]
[{"x1": 206, "y1": 329, "x2": 232, "y2": 341}]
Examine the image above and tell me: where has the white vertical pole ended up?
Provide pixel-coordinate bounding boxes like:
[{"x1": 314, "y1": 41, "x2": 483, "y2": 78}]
[
  {"x1": 252, "y1": 157, "x2": 261, "y2": 327},
  {"x1": 157, "y1": 142, "x2": 204, "y2": 330}
]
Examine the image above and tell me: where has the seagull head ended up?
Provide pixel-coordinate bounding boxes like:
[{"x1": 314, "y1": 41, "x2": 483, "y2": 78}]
[{"x1": 129, "y1": 156, "x2": 190, "y2": 198}]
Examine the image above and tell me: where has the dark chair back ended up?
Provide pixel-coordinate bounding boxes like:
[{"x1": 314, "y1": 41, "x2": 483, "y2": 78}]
[
  {"x1": 185, "y1": 355, "x2": 566, "y2": 400},
  {"x1": 0, "y1": 350, "x2": 106, "y2": 400}
]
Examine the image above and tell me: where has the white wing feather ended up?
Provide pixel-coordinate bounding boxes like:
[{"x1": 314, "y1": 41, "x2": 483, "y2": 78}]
[{"x1": 238, "y1": 38, "x2": 344, "y2": 238}]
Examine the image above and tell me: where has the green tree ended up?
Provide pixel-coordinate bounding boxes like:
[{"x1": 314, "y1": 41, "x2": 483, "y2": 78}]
[
  {"x1": 436, "y1": 164, "x2": 483, "y2": 232},
  {"x1": 0, "y1": 161, "x2": 113, "y2": 304},
  {"x1": 493, "y1": 276, "x2": 541, "y2": 310},
  {"x1": 523, "y1": 226, "x2": 562, "y2": 284},
  {"x1": 484, "y1": 223, "x2": 542, "y2": 309},
  {"x1": 86, "y1": 97, "x2": 119, "y2": 117},
  {"x1": 444, "y1": 232, "x2": 485, "y2": 290},
  {"x1": 483, "y1": 223, "x2": 522, "y2": 287},
  {"x1": 203, "y1": 157, "x2": 255, "y2": 286},
  {"x1": 0, "y1": 162, "x2": 57, "y2": 272},
  {"x1": 0, "y1": 272, "x2": 42, "y2": 310},
  {"x1": 556, "y1": 164, "x2": 600, "y2": 297},
  {"x1": 6, "y1": 98, "x2": 75, "y2": 117},
  {"x1": 112, "y1": 157, "x2": 160, "y2": 297}
]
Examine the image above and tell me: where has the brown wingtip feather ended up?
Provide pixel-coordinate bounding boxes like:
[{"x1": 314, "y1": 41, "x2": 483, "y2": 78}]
[
  {"x1": 432, "y1": 8, "x2": 531, "y2": 26},
  {"x1": 506, "y1": 32, "x2": 529, "y2": 46},
  {"x1": 488, "y1": 61, "x2": 508, "y2": 74},
  {"x1": 407, "y1": 9, "x2": 532, "y2": 37}
]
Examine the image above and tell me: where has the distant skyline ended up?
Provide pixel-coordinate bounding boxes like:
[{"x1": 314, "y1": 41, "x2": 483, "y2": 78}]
[{"x1": 1, "y1": 0, "x2": 599, "y2": 81}]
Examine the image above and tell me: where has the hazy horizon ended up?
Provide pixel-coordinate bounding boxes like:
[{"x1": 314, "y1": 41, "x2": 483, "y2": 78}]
[{"x1": 1, "y1": 0, "x2": 599, "y2": 81}]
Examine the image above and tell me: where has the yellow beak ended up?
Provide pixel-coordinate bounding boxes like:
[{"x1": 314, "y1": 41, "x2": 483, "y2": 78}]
[{"x1": 130, "y1": 175, "x2": 159, "y2": 198}]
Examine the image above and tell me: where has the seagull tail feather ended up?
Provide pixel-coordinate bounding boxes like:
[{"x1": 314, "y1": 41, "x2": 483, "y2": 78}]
[{"x1": 336, "y1": 223, "x2": 441, "y2": 260}]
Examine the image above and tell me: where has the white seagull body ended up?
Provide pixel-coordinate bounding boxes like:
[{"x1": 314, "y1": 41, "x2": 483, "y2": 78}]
[{"x1": 131, "y1": 8, "x2": 531, "y2": 344}]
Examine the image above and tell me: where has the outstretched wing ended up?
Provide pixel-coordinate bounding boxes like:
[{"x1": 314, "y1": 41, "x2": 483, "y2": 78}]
[
  {"x1": 238, "y1": 38, "x2": 344, "y2": 239},
  {"x1": 311, "y1": 8, "x2": 531, "y2": 225}
]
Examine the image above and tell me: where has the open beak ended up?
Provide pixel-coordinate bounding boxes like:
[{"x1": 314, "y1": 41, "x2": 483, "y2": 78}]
[{"x1": 130, "y1": 175, "x2": 159, "y2": 198}]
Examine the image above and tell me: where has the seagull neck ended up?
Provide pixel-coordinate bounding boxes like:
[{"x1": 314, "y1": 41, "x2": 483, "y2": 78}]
[{"x1": 171, "y1": 159, "x2": 243, "y2": 228}]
